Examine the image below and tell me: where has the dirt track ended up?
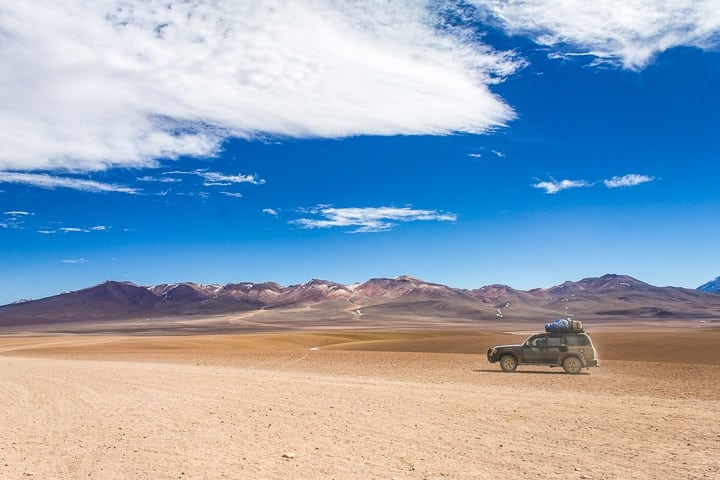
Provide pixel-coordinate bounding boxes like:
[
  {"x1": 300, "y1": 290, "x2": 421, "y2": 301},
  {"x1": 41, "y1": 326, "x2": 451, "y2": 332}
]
[{"x1": 1, "y1": 331, "x2": 719, "y2": 479}]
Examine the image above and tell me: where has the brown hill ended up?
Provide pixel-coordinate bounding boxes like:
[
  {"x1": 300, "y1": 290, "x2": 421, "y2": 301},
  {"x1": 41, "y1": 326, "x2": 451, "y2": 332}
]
[
  {"x1": 1, "y1": 274, "x2": 719, "y2": 332},
  {"x1": 0, "y1": 281, "x2": 158, "y2": 326}
]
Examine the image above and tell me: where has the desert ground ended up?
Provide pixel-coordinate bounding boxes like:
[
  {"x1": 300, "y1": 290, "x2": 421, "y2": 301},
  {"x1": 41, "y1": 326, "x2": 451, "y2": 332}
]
[{"x1": 1, "y1": 328, "x2": 719, "y2": 479}]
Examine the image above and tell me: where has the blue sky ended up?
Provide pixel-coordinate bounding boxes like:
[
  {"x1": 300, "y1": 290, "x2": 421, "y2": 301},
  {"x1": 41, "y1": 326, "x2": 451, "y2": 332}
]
[{"x1": 1, "y1": 1, "x2": 719, "y2": 304}]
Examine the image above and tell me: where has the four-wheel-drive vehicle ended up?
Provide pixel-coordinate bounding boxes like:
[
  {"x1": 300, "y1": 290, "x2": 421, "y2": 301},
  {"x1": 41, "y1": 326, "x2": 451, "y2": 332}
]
[{"x1": 487, "y1": 331, "x2": 598, "y2": 374}]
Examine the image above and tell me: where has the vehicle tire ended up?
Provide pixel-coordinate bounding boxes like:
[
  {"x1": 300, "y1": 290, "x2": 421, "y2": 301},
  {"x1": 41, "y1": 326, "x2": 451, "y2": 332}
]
[
  {"x1": 562, "y1": 356, "x2": 582, "y2": 374},
  {"x1": 499, "y1": 355, "x2": 517, "y2": 372}
]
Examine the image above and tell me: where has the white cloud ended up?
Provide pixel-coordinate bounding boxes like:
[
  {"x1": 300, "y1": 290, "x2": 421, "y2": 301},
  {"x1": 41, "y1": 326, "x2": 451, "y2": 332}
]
[
  {"x1": 62, "y1": 258, "x2": 87, "y2": 264},
  {"x1": 176, "y1": 190, "x2": 210, "y2": 199},
  {"x1": 474, "y1": 0, "x2": 720, "y2": 69},
  {"x1": 533, "y1": 178, "x2": 591, "y2": 194},
  {"x1": 263, "y1": 208, "x2": 279, "y2": 216},
  {"x1": 138, "y1": 175, "x2": 181, "y2": 183},
  {"x1": 534, "y1": 173, "x2": 655, "y2": 193},
  {"x1": 469, "y1": 149, "x2": 506, "y2": 159},
  {"x1": 167, "y1": 170, "x2": 264, "y2": 186},
  {"x1": 38, "y1": 230, "x2": 56, "y2": 234},
  {"x1": 0, "y1": 1, "x2": 520, "y2": 172},
  {"x1": 0, "y1": 172, "x2": 139, "y2": 194},
  {"x1": 199, "y1": 172, "x2": 264, "y2": 186},
  {"x1": 4, "y1": 211, "x2": 33, "y2": 216},
  {"x1": 603, "y1": 173, "x2": 654, "y2": 188},
  {"x1": 1, "y1": 210, "x2": 34, "y2": 229},
  {"x1": 59, "y1": 225, "x2": 112, "y2": 233},
  {"x1": 220, "y1": 192, "x2": 243, "y2": 198},
  {"x1": 293, "y1": 206, "x2": 457, "y2": 233}
]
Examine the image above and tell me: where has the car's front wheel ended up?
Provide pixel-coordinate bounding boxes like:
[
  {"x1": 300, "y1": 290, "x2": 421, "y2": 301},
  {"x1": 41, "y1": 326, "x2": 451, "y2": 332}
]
[
  {"x1": 562, "y1": 356, "x2": 583, "y2": 374},
  {"x1": 499, "y1": 355, "x2": 517, "y2": 372}
]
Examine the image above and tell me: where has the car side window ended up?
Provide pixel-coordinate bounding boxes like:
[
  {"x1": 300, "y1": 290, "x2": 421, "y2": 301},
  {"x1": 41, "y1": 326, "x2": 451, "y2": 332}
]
[
  {"x1": 527, "y1": 335, "x2": 546, "y2": 346},
  {"x1": 547, "y1": 335, "x2": 562, "y2": 347},
  {"x1": 566, "y1": 335, "x2": 590, "y2": 346}
]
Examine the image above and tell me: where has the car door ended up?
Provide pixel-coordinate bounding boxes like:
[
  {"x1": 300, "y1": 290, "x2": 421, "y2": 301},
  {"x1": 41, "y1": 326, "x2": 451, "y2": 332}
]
[
  {"x1": 522, "y1": 334, "x2": 547, "y2": 363},
  {"x1": 545, "y1": 334, "x2": 564, "y2": 364}
]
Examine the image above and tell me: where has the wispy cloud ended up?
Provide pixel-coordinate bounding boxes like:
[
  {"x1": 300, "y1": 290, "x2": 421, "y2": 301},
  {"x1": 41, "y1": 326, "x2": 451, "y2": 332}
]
[
  {"x1": 603, "y1": 174, "x2": 654, "y2": 188},
  {"x1": 199, "y1": 171, "x2": 265, "y2": 186},
  {"x1": 137, "y1": 176, "x2": 182, "y2": 183},
  {"x1": 533, "y1": 179, "x2": 591, "y2": 194},
  {"x1": 167, "y1": 170, "x2": 264, "y2": 187},
  {"x1": 0, "y1": 1, "x2": 521, "y2": 172},
  {"x1": 534, "y1": 173, "x2": 655, "y2": 193},
  {"x1": 36, "y1": 224, "x2": 109, "y2": 234},
  {"x1": 468, "y1": 149, "x2": 505, "y2": 160},
  {"x1": 2, "y1": 210, "x2": 35, "y2": 229},
  {"x1": 475, "y1": 0, "x2": 720, "y2": 69},
  {"x1": 176, "y1": 191, "x2": 209, "y2": 198},
  {"x1": 263, "y1": 208, "x2": 279, "y2": 216},
  {"x1": 220, "y1": 192, "x2": 243, "y2": 198},
  {"x1": 62, "y1": 258, "x2": 87, "y2": 264},
  {"x1": 4, "y1": 211, "x2": 33, "y2": 216},
  {"x1": 293, "y1": 206, "x2": 457, "y2": 233},
  {"x1": 58, "y1": 226, "x2": 107, "y2": 233},
  {"x1": 0, "y1": 172, "x2": 139, "y2": 194}
]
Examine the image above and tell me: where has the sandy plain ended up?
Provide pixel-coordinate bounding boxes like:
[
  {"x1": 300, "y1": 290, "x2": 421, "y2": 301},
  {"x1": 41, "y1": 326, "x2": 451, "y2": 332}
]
[{"x1": 1, "y1": 329, "x2": 719, "y2": 479}]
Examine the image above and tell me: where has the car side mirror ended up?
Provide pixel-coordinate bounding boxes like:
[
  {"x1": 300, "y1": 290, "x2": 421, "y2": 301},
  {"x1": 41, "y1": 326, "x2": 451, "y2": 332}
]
[{"x1": 559, "y1": 345, "x2": 568, "y2": 352}]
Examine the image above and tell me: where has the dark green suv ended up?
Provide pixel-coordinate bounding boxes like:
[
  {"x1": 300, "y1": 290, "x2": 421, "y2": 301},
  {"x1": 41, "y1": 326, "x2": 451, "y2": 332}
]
[{"x1": 487, "y1": 332, "x2": 599, "y2": 374}]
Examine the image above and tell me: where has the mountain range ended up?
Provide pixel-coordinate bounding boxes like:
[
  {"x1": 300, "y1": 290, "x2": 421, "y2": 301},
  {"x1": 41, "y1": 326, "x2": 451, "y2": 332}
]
[
  {"x1": 698, "y1": 276, "x2": 720, "y2": 293},
  {"x1": 1, "y1": 274, "x2": 719, "y2": 332}
]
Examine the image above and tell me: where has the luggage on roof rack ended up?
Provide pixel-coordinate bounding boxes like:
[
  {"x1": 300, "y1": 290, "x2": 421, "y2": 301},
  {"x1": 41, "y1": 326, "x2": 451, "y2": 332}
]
[{"x1": 545, "y1": 318, "x2": 583, "y2": 333}]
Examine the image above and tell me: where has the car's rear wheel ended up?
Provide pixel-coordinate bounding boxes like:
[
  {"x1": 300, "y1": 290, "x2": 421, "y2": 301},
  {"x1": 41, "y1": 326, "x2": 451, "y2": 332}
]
[
  {"x1": 499, "y1": 355, "x2": 517, "y2": 372},
  {"x1": 562, "y1": 356, "x2": 582, "y2": 374}
]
